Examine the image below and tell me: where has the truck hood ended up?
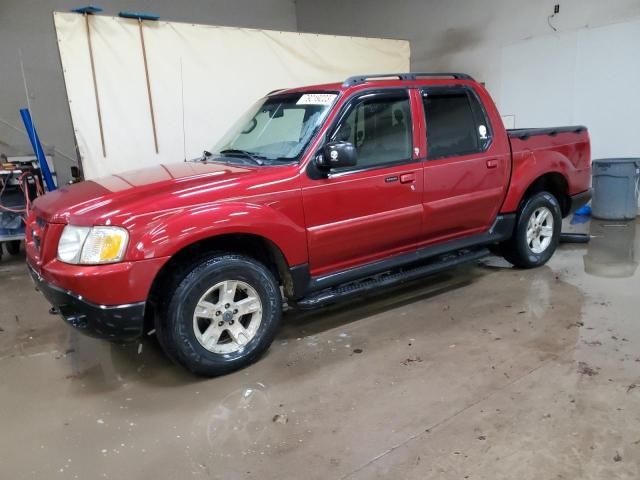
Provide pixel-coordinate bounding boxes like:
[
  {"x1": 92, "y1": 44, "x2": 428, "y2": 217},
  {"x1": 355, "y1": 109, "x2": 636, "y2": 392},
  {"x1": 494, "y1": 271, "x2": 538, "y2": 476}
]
[{"x1": 33, "y1": 162, "x2": 257, "y2": 225}]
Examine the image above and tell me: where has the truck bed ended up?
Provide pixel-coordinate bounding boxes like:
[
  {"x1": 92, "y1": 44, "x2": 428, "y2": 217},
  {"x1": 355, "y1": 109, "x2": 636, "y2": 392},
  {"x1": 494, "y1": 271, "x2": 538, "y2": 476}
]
[{"x1": 501, "y1": 125, "x2": 591, "y2": 214}]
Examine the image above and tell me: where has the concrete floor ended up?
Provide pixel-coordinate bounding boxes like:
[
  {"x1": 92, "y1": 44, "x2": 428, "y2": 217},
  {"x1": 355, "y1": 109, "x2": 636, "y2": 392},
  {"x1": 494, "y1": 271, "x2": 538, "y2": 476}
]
[{"x1": 0, "y1": 218, "x2": 639, "y2": 479}]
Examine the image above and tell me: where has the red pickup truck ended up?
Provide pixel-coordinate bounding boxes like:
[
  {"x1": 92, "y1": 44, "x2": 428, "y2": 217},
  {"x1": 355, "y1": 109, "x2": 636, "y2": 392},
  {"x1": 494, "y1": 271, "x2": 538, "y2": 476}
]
[{"x1": 26, "y1": 73, "x2": 591, "y2": 376}]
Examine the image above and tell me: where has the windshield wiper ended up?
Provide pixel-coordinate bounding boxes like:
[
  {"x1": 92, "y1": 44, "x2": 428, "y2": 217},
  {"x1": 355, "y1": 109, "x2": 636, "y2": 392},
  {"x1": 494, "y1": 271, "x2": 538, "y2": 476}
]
[{"x1": 219, "y1": 149, "x2": 265, "y2": 166}]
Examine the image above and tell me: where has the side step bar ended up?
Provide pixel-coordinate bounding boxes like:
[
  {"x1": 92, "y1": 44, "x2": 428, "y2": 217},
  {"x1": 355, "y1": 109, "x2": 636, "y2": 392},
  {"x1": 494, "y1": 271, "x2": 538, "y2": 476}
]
[{"x1": 295, "y1": 247, "x2": 490, "y2": 310}]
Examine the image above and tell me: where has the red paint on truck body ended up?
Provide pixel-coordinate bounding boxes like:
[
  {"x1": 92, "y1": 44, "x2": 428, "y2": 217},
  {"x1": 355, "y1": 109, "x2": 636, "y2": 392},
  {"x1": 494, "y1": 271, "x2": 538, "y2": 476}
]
[
  {"x1": 26, "y1": 76, "x2": 591, "y2": 307},
  {"x1": 502, "y1": 130, "x2": 591, "y2": 212}
]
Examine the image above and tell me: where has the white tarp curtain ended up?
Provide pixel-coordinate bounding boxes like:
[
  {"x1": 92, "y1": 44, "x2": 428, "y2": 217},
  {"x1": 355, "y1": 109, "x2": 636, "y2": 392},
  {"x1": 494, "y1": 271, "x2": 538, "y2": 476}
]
[{"x1": 53, "y1": 12, "x2": 410, "y2": 179}]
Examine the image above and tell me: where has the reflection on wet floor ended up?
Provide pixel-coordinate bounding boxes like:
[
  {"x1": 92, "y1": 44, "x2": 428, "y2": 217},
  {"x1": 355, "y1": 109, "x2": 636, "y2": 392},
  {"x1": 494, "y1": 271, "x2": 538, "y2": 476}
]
[
  {"x1": 0, "y1": 219, "x2": 639, "y2": 479},
  {"x1": 585, "y1": 219, "x2": 639, "y2": 278}
]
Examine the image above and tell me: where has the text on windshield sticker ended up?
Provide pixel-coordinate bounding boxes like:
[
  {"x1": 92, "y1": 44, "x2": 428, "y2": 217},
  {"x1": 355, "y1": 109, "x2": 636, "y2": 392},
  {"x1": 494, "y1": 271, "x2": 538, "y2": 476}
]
[{"x1": 296, "y1": 94, "x2": 337, "y2": 106}]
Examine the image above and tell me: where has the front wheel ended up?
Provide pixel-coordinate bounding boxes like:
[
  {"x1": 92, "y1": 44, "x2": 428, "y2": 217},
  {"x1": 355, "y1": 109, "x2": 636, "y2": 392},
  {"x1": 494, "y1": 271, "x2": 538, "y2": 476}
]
[
  {"x1": 501, "y1": 191, "x2": 562, "y2": 268},
  {"x1": 156, "y1": 253, "x2": 282, "y2": 376}
]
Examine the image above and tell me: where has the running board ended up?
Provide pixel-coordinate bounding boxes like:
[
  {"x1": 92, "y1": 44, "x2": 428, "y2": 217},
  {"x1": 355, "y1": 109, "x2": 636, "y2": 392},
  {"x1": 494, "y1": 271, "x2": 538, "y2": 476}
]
[{"x1": 295, "y1": 247, "x2": 490, "y2": 310}]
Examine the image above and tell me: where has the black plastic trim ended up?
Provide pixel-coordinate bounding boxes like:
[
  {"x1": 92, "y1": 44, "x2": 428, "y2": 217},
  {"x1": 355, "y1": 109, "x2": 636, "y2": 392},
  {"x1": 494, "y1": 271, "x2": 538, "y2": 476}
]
[
  {"x1": 507, "y1": 126, "x2": 586, "y2": 140},
  {"x1": 296, "y1": 247, "x2": 489, "y2": 309},
  {"x1": 326, "y1": 158, "x2": 421, "y2": 179},
  {"x1": 28, "y1": 264, "x2": 145, "y2": 342},
  {"x1": 567, "y1": 188, "x2": 592, "y2": 215},
  {"x1": 289, "y1": 263, "x2": 311, "y2": 300},
  {"x1": 293, "y1": 214, "x2": 515, "y2": 297}
]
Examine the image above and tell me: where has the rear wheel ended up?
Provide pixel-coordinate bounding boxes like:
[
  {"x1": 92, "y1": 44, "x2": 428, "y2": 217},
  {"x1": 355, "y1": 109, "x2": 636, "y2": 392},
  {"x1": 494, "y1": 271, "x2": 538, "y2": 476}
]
[
  {"x1": 156, "y1": 253, "x2": 282, "y2": 376},
  {"x1": 501, "y1": 191, "x2": 561, "y2": 268}
]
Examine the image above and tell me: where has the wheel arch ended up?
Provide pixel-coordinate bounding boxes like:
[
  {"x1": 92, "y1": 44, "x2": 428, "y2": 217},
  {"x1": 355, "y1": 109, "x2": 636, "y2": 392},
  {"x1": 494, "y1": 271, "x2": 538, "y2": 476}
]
[
  {"x1": 519, "y1": 172, "x2": 570, "y2": 216},
  {"x1": 144, "y1": 233, "x2": 294, "y2": 332}
]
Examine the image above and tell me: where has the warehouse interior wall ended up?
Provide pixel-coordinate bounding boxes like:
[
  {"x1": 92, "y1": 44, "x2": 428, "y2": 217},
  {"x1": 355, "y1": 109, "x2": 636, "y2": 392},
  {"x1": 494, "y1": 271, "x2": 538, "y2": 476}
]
[
  {"x1": 499, "y1": 19, "x2": 640, "y2": 161},
  {"x1": 295, "y1": 0, "x2": 640, "y2": 92},
  {"x1": 296, "y1": 0, "x2": 640, "y2": 160},
  {"x1": 4, "y1": 0, "x2": 640, "y2": 184},
  {"x1": 0, "y1": 0, "x2": 297, "y2": 184}
]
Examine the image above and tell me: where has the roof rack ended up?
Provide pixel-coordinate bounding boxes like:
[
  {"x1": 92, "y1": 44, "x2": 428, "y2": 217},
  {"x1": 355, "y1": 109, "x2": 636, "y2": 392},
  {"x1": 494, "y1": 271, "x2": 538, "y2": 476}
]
[{"x1": 342, "y1": 72, "x2": 474, "y2": 87}]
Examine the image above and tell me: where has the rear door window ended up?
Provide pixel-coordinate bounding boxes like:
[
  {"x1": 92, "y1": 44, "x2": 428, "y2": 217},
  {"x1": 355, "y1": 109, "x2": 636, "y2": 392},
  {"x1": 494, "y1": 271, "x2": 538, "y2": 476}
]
[{"x1": 423, "y1": 90, "x2": 491, "y2": 159}]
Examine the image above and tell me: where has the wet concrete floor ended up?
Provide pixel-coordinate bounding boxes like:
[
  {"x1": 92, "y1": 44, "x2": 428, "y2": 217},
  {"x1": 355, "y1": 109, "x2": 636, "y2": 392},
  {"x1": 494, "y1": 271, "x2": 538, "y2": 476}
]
[{"x1": 0, "y1": 218, "x2": 639, "y2": 479}]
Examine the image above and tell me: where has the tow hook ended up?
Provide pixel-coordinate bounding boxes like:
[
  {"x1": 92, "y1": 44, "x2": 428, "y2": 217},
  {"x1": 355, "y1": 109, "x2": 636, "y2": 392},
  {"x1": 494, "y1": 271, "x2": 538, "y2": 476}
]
[{"x1": 48, "y1": 307, "x2": 60, "y2": 315}]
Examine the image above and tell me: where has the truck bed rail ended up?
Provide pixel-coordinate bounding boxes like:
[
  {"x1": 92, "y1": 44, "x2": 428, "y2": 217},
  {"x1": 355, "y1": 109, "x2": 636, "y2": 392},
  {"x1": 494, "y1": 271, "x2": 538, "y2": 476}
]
[{"x1": 507, "y1": 126, "x2": 586, "y2": 140}]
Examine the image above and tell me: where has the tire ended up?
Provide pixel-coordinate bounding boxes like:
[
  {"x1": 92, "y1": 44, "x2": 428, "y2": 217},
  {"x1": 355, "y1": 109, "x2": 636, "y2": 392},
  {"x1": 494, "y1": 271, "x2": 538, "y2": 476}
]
[
  {"x1": 501, "y1": 191, "x2": 562, "y2": 268},
  {"x1": 6, "y1": 240, "x2": 21, "y2": 256},
  {"x1": 156, "y1": 253, "x2": 282, "y2": 376}
]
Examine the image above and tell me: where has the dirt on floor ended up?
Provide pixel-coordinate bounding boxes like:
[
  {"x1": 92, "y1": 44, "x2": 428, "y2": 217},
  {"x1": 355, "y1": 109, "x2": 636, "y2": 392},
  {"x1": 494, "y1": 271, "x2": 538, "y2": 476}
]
[{"x1": 0, "y1": 219, "x2": 639, "y2": 479}]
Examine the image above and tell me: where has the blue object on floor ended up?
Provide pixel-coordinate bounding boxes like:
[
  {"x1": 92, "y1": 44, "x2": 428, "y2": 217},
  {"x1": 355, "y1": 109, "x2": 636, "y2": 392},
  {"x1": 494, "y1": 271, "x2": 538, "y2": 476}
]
[
  {"x1": 19, "y1": 108, "x2": 56, "y2": 192},
  {"x1": 571, "y1": 214, "x2": 590, "y2": 225},
  {"x1": 118, "y1": 11, "x2": 160, "y2": 21},
  {"x1": 575, "y1": 204, "x2": 592, "y2": 216},
  {"x1": 71, "y1": 5, "x2": 103, "y2": 14}
]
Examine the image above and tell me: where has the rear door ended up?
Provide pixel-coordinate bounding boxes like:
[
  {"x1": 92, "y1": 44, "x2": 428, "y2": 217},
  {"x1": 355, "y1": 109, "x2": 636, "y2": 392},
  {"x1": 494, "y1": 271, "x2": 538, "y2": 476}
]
[
  {"x1": 420, "y1": 86, "x2": 510, "y2": 241},
  {"x1": 301, "y1": 89, "x2": 424, "y2": 275}
]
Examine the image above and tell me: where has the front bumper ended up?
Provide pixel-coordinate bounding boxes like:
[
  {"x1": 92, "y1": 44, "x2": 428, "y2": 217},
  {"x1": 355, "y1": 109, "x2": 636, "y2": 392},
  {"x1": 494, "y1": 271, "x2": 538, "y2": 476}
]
[{"x1": 28, "y1": 264, "x2": 145, "y2": 342}]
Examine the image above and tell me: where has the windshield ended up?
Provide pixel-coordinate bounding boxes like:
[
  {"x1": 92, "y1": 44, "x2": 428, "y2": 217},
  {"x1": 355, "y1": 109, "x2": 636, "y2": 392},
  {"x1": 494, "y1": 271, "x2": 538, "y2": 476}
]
[{"x1": 211, "y1": 92, "x2": 338, "y2": 162}]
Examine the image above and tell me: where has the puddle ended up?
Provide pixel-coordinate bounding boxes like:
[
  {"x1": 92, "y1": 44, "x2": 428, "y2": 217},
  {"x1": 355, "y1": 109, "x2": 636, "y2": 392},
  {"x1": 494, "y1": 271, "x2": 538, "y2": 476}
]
[
  {"x1": 583, "y1": 219, "x2": 639, "y2": 278},
  {"x1": 1, "y1": 241, "x2": 604, "y2": 480},
  {"x1": 204, "y1": 383, "x2": 271, "y2": 453}
]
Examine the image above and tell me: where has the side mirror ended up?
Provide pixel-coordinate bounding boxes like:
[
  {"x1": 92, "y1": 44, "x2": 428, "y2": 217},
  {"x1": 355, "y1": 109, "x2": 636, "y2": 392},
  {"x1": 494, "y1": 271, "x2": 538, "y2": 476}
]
[{"x1": 315, "y1": 141, "x2": 357, "y2": 170}]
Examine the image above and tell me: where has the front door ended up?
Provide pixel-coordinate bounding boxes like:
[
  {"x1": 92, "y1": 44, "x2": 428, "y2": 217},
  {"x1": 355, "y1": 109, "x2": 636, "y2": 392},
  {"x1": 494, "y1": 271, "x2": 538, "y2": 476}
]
[{"x1": 301, "y1": 89, "x2": 423, "y2": 276}]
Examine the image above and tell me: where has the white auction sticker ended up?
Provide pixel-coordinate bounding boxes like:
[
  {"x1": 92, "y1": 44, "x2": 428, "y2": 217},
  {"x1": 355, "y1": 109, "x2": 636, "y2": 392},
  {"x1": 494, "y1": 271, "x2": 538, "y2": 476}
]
[{"x1": 296, "y1": 93, "x2": 337, "y2": 106}]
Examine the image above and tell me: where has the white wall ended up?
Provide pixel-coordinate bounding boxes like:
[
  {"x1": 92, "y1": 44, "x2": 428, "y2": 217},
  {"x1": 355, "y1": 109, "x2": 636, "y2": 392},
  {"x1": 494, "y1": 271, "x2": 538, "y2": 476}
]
[
  {"x1": 297, "y1": 0, "x2": 640, "y2": 157},
  {"x1": 499, "y1": 19, "x2": 640, "y2": 159},
  {"x1": 0, "y1": 0, "x2": 297, "y2": 184},
  {"x1": 297, "y1": 0, "x2": 640, "y2": 214},
  {"x1": 296, "y1": 0, "x2": 640, "y2": 94}
]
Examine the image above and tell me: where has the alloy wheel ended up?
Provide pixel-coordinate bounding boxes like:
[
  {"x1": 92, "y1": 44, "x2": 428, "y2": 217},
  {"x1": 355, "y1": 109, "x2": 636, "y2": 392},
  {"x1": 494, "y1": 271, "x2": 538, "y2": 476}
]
[
  {"x1": 526, "y1": 206, "x2": 554, "y2": 254},
  {"x1": 192, "y1": 280, "x2": 263, "y2": 354}
]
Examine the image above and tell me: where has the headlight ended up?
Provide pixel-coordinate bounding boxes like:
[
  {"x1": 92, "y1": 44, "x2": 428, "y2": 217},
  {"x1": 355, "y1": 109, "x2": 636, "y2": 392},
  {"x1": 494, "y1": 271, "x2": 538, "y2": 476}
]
[
  {"x1": 57, "y1": 226, "x2": 91, "y2": 263},
  {"x1": 57, "y1": 225, "x2": 129, "y2": 265}
]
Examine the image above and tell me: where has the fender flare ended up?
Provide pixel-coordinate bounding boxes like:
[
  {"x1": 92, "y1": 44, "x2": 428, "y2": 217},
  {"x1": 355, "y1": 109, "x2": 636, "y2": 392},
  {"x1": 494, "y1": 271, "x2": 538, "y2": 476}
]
[
  {"x1": 501, "y1": 148, "x2": 572, "y2": 213},
  {"x1": 128, "y1": 201, "x2": 307, "y2": 266}
]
